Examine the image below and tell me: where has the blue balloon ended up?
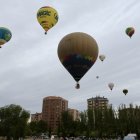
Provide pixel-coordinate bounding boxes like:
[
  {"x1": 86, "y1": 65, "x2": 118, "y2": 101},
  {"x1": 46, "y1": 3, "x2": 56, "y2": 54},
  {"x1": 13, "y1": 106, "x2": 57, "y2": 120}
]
[{"x1": 0, "y1": 27, "x2": 12, "y2": 48}]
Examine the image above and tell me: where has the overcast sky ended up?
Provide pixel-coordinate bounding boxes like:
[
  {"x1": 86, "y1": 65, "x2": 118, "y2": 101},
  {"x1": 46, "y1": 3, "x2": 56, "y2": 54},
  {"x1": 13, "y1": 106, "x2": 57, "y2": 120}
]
[{"x1": 0, "y1": 0, "x2": 140, "y2": 113}]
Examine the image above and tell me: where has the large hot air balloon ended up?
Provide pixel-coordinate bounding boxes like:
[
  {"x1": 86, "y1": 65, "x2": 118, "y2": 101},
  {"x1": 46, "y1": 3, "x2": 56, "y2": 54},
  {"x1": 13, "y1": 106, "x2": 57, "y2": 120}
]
[
  {"x1": 99, "y1": 54, "x2": 106, "y2": 62},
  {"x1": 37, "y1": 6, "x2": 58, "y2": 34},
  {"x1": 57, "y1": 32, "x2": 99, "y2": 89},
  {"x1": 108, "y1": 82, "x2": 114, "y2": 91},
  {"x1": 125, "y1": 27, "x2": 135, "y2": 38},
  {"x1": 0, "y1": 27, "x2": 12, "y2": 48},
  {"x1": 123, "y1": 89, "x2": 128, "y2": 95}
]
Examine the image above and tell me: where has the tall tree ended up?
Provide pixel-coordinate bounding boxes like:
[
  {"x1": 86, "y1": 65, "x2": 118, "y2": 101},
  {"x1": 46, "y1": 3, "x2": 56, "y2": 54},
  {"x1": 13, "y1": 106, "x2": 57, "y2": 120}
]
[
  {"x1": 29, "y1": 120, "x2": 48, "y2": 135},
  {"x1": 60, "y1": 111, "x2": 73, "y2": 136},
  {"x1": 0, "y1": 104, "x2": 30, "y2": 140}
]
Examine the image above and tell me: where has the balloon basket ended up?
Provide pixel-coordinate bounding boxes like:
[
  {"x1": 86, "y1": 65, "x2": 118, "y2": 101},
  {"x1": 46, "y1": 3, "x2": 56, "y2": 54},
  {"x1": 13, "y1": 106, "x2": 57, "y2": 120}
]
[{"x1": 75, "y1": 83, "x2": 80, "y2": 89}]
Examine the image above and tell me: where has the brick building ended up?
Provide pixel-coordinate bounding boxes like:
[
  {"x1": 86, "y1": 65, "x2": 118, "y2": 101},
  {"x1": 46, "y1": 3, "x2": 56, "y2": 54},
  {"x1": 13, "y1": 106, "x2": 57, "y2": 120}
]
[{"x1": 42, "y1": 96, "x2": 68, "y2": 132}]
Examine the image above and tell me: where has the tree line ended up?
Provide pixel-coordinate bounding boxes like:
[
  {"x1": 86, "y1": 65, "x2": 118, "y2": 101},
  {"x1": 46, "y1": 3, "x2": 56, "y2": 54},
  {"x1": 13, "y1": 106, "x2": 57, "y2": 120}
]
[
  {"x1": 0, "y1": 104, "x2": 140, "y2": 140},
  {"x1": 59, "y1": 104, "x2": 140, "y2": 138}
]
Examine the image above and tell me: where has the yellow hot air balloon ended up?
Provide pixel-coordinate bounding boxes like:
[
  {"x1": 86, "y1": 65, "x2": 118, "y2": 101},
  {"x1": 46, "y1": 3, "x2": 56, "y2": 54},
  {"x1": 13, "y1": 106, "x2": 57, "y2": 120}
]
[
  {"x1": 37, "y1": 6, "x2": 58, "y2": 34},
  {"x1": 58, "y1": 32, "x2": 99, "y2": 89}
]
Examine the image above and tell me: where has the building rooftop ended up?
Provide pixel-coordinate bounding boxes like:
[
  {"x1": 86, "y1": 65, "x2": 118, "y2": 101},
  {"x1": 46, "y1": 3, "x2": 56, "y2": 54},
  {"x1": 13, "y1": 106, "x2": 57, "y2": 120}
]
[
  {"x1": 87, "y1": 96, "x2": 108, "y2": 101},
  {"x1": 43, "y1": 96, "x2": 68, "y2": 101}
]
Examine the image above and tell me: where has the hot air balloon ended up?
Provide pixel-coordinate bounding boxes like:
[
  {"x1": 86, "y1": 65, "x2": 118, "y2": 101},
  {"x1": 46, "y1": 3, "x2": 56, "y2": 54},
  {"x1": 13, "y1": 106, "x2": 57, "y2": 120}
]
[
  {"x1": 99, "y1": 54, "x2": 106, "y2": 62},
  {"x1": 0, "y1": 27, "x2": 12, "y2": 48},
  {"x1": 37, "y1": 6, "x2": 58, "y2": 34},
  {"x1": 108, "y1": 82, "x2": 114, "y2": 91},
  {"x1": 123, "y1": 89, "x2": 128, "y2": 95},
  {"x1": 57, "y1": 32, "x2": 99, "y2": 89},
  {"x1": 125, "y1": 27, "x2": 135, "y2": 38},
  {"x1": 96, "y1": 76, "x2": 99, "y2": 79}
]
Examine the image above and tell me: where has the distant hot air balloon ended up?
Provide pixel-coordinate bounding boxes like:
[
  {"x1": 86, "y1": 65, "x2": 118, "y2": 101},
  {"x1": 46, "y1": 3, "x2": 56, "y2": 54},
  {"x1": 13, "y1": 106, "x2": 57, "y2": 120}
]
[
  {"x1": 99, "y1": 54, "x2": 106, "y2": 62},
  {"x1": 123, "y1": 89, "x2": 128, "y2": 95},
  {"x1": 125, "y1": 27, "x2": 135, "y2": 38},
  {"x1": 37, "y1": 6, "x2": 58, "y2": 34},
  {"x1": 108, "y1": 82, "x2": 114, "y2": 91},
  {"x1": 57, "y1": 32, "x2": 99, "y2": 89},
  {"x1": 96, "y1": 76, "x2": 99, "y2": 79},
  {"x1": 0, "y1": 27, "x2": 12, "y2": 48}
]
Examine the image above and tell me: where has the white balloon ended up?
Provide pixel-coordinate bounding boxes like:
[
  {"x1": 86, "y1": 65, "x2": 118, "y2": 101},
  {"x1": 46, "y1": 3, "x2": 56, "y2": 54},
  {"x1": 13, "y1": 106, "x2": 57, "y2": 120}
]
[
  {"x1": 99, "y1": 54, "x2": 106, "y2": 62},
  {"x1": 108, "y1": 82, "x2": 114, "y2": 90}
]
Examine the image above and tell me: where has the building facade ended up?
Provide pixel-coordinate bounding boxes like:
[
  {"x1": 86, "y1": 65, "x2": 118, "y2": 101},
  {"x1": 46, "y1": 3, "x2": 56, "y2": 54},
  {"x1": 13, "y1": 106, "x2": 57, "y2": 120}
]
[
  {"x1": 42, "y1": 96, "x2": 68, "y2": 132},
  {"x1": 31, "y1": 112, "x2": 42, "y2": 122},
  {"x1": 87, "y1": 96, "x2": 109, "y2": 110},
  {"x1": 68, "y1": 108, "x2": 80, "y2": 121}
]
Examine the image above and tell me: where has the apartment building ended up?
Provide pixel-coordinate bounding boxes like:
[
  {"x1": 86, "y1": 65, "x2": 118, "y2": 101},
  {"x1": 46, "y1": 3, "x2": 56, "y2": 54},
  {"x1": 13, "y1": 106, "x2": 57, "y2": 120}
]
[
  {"x1": 31, "y1": 112, "x2": 42, "y2": 122},
  {"x1": 68, "y1": 108, "x2": 80, "y2": 121},
  {"x1": 87, "y1": 96, "x2": 109, "y2": 110},
  {"x1": 42, "y1": 96, "x2": 68, "y2": 132}
]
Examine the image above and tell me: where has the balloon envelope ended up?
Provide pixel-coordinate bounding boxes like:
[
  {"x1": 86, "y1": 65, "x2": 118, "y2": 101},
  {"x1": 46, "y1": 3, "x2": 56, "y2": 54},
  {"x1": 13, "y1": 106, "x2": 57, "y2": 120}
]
[
  {"x1": 37, "y1": 6, "x2": 58, "y2": 33},
  {"x1": 99, "y1": 54, "x2": 106, "y2": 62},
  {"x1": 108, "y1": 83, "x2": 114, "y2": 90},
  {"x1": 125, "y1": 27, "x2": 135, "y2": 38},
  {"x1": 58, "y1": 32, "x2": 99, "y2": 85},
  {"x1": 123, "y1": 89, "x2": 128, "y2": 95},
  {"x1": 0, "y1": 27, "x2": 12, "y2": 47}
]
